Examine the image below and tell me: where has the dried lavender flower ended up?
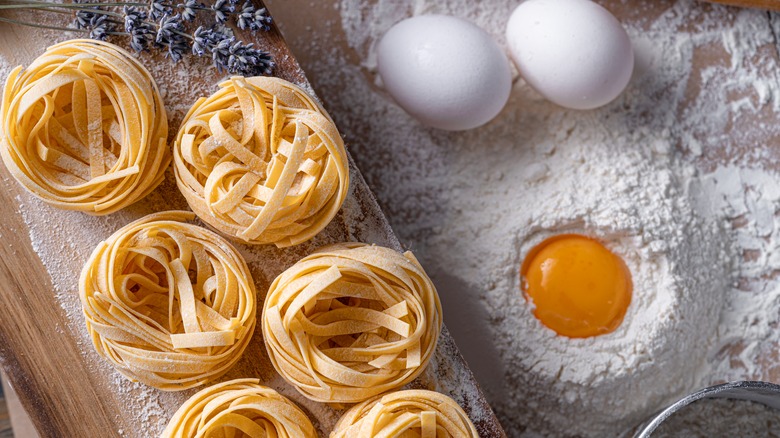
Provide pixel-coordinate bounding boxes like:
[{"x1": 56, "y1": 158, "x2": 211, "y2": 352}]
[
  {"x1": 129, "y1": 27, "x2": 153, "y2": 52},
  {"x1": 150, "y1": 0, "x2": 173, "y2": 21},
  {"x1": 191, "y1": 26, "x2": 224, "y2": 56},
  {"x1": 211, "y1": 0, "x2": 235, "y2": 24},
  {"x1": 88, "y1": 15, "x2": 110, "y2": 41},
  {"x1": 180, "y1": 0, "x2": 203, "y2": 22},
  {"x1": 155, "y1": 13, "x2": 185, "y2": 45},
  {"x1": 227, "y1": 40, "x2": 274, "y2": 76},
  {"x1": 237, "y1": 1, "x2": 272, "y2": 32},
  {"x1": 192, "y1": 26, "x2": 211, "y2": 56},
  {"x1": 8, "y1": 0, "x2": 275, "y2": 76},
  {"x1": 74, "y1": 0, "x2": 101, "y2": 30},
  {"x1": 166, "y1": 38, "x2": 190, "y2": 62},
  {"x1": 123, "y1": 6, "x2": 147, "y2": 32},
  {"x1": 210, "y1": 33, "x2": 236, "y2": 72},
  {"x1": 125, "y1": 8, "x2": 154, "y2": 52}
]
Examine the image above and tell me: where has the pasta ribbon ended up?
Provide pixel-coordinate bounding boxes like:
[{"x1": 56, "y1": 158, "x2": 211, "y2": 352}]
[
  {"x1": 330, "y1": 389, "x2": 479, "y2": 438},
  {"x1": 173, "y1": 76, "x2": 349, "y2": 247},
  {"x1": 163, "y1": 378, "x2": 316, "y2": 438},
  {"x1": 262, "y1": 243, "x2": 443, "y2": 403},
  {"x1": 79, "y1": 211, "x2": 256, "y2": 391},
  {"x1": 0, "y1": 39, "x2": 169, "y2": 214}
]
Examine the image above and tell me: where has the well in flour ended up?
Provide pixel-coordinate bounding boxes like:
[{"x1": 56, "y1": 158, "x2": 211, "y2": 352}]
[{"x1": 267, "y1": 0, "x2": 780, "y2": 436}]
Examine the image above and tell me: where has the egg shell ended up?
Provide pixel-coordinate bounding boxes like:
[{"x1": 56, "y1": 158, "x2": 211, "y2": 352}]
[
  {"x1": 377, "y1": 15, "x2": 512, "y2": 131},
  {"x1": 506, "y1": 0, "x2": 634, "y2": 110}
]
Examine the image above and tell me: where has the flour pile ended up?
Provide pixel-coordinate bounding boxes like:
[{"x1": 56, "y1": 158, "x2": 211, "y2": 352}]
[
  {"x1": 6, "y1": 0, "x2": 780, "y2": 435},
  {"x1": 267, "y1": 0, "x2": 780, "y2": 435},
  {"x1": 1, "y1": 19, "x2": 498, "y2": 434},
  {"x1": 654, "y1": 398, "x2": 780, "y2": 437}
]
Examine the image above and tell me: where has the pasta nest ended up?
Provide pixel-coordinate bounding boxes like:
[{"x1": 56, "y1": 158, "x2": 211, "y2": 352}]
[
  {"x1": 79, "y1": 211, "x2": 256, "y2": 391},
  {"x1": 162, "y1": 378, "x2": 316, "y2": 438},
  {"x1": 0, "y1": 39, "x2": 169, "y2": 214},
  {"x1": 173, "y1": 76, "x2": 349, "y2": 248},
  {"x1": 262, "y1": 243, "x2": 443, "y2": 404},
  {"x1": 330, "y1": 389, "x2": 479, "y2": 438}
]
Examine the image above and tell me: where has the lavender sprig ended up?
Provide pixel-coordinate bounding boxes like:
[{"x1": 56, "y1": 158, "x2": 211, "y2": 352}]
[
  {"x1": 88, "y1": 14, "x2": 110, "y2": 40},
  {"x1": 192, "y1": 25, "x2": 221, "y2": 56},
  {"x1": 166, "y1": 37, "x2": 190, "y2": 62},
  {"x1": 74, "y1": 0, "x2": 103, "y2": 29},
  {"x1": 228, "y1": 41, "x2": 273, "y2": 76},
  {"x1": 237, "y1": 1, "x2": 271, "y2": 32},
  {"x1": 210, "y1": 0, "x2": 236, "y2": 24},
  {"x1": 149, "y1": 0, "x2": 172, "y2": 20},
  {"x1": 123, "y1": 6, "x2": 153, "y2": 51},
  {"x1": 155, "y1": 13, "x2": 184, "y2": 44},
  {"x1": 123, "y1": 6, "x2": 145, "y2": 31},
  {"x1": 179, "y1": 0, "x2": 203, "y2": 21},
  {"x1": 5, "y1": 0, "x2": 275, "y2": 75},
  {"x1": 73, "y1": 1, "x2": 119, "y2": 41},
  {"x1": 193, "y1": 26, "x2": 273, "y2": 75}
]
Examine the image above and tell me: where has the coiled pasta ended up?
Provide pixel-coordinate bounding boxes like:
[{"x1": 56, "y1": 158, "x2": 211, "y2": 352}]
[
  {"x1": 0, "y1": 39, "x2": 169, "y2": 214},
  {"x1": 163, "y1": 378, "x2": 316, "y2": 438},
  {"x1": 262, "y1": 243, "x2": 443, "y2": 403},
  {"x1": 79, "y1": 211, "x2": 256, "y2": 390},
  {"x1": 330, "y1": 389, "x2": 479, "y2": 438},
  {"x1": 173, "y1": 76, "x2": 349, "y2": 247}
]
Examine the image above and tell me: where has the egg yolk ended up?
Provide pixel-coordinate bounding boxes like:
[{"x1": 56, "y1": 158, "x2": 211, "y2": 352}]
[{"x1": 520, "y1": 234, "x2": 632, "y2": 338}]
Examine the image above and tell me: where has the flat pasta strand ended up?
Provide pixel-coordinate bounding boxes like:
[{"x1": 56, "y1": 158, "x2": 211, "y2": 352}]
[
  {"x1": 173, "y1": 76, "x2": 349, "y2": 247},
  {"x1": 79, "y1": 211, "x2": 256, "y2": 391},
  {"x1": 162, "y1": 378, "x2": 317, "y2": 438},
  {"x1": 262, "y1": 242, "x2": 443, "y2": 404},
  {"x1": 0, "y1": 39, "x2": 169, "y2": 214},
  {"x1": 330, "y1": 389, "x2": 479, "y2": 438}
]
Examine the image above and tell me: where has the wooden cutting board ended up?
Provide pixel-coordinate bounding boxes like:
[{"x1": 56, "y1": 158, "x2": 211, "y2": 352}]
[
  {"x1": 705, "y1": 0, "x2": 780, "y2": 9},
  {"x1": 0, "y1": 2, "x2": 506, "y2": 437}
]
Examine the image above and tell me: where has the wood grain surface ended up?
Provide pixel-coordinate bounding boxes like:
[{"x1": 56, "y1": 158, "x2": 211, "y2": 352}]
[
  {"x1": 0, "y1": 2, "x2": 505, "y2": 437},
  {"x1": 705, "y1": 0, "x2": 780, "y2": 10},
  {"x1": 0, "y1": 379, "x2": 10, "y2": 438}
]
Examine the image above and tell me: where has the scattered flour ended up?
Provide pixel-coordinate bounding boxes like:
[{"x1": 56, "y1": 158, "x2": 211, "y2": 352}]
[
  {"x1": 653, "y1": 398, "x2": 780, "y2": 437},
  {"x1": 8, "y1": 0, "x2": 780, "y2": 437},
  {"x1": 266, "y1": 0, "x2": 780, "y2": 436},
  {"x1": 0, "y1": 7, "x2": 502, "y2": 435}
]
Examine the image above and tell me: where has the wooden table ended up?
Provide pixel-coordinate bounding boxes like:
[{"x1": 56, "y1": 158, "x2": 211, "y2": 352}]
[{"x1": 0, "y1": 2, "x2": 505, "y2": 437}]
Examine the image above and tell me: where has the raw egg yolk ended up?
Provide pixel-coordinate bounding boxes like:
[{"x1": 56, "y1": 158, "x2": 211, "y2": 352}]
[{"x1": 520, "y1": 234, "x2": 632, "y2": 338}]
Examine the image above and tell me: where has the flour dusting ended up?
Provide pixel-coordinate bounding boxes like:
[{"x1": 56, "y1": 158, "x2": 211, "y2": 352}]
[
  {"x1": 654, "y1": 398, "x2": 780, "y2": 437},
  {"x1": 7, "y1": 0, "x2": 780, "y2": 436},
  {"x1": 1, "y1": 22, "x2": 493, "y2": 436},
  {"x1": 266, "y1": 0, "x2": 780, "y2": 435}
]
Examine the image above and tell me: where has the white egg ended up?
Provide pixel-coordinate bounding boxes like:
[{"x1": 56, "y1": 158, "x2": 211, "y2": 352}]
[
  {"x1": 377, "y1": 15, "x2": 512, "y2": 131},
  {"x1": 506, "y1": 0, "x2": 634, "y2": 110}
]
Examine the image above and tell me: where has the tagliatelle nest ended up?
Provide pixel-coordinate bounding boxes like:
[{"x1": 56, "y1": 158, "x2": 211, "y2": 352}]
[
  {"x1": 330, "y1": 389, "x2": 479, "y2": 438},
  {"x1": 262, "y1": 242, "x2": 443, "y2": 404},
  {"x1": 162, "y1": 378, "x2": 316, "y2": 438},
  {"x1": 79, "y1": 211, "x2": 256, "y2": 391},
  {"x1": 0, "y1": 39, "x2": 169, "y2": 214},
  {"x1": 173, "y1": 76, "x2": 349, "y2": 247}
]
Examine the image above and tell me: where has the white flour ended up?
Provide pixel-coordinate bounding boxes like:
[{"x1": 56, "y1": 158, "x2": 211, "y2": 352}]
[
  {"x1": 265, "y1": 0, "x2": 780, "y2": 436},
  {"x1": 7, "y1": 0, "x2": 780, "y2": 436},
  {"x1": 0, "y1": 18, "x2": 497, "y2": 436},
  {"x1": 653, "y1": 398, "x2": 780, "y2": 437}
]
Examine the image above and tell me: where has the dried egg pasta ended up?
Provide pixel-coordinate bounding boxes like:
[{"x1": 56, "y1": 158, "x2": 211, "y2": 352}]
[
  {"x1": 0, "y1": 39, "x2": 169, "y2": 214},
  {"x1": 262, "y1": 242, "x2": 443, "y2": 403},
  {"x1": 79, "y1": 211, "x2": 256, "y2": 391},
  {"x1": 173, "y1": 76, "x2": 349, "y2": 247},
  {"x1": 330, "y1": 389, "x2": 479, "y2": 438},
  {"x1": 163, "y1": 378, "x2": 316, "y2": 438}
]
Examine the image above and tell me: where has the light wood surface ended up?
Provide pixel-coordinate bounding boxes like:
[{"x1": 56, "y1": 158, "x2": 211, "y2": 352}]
[
  {"x1": 1, "y1": 373, "x2": 37, "y2": 438},
  {"x1": 0, "y1": 378, "x2": 11, "y2": 438},
  {"x1": 705, "y1": 0, "x2": 780, "y2": 10},
  {"x1": 0, "y1": 2, "x2": 505, "y2": 437}
]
